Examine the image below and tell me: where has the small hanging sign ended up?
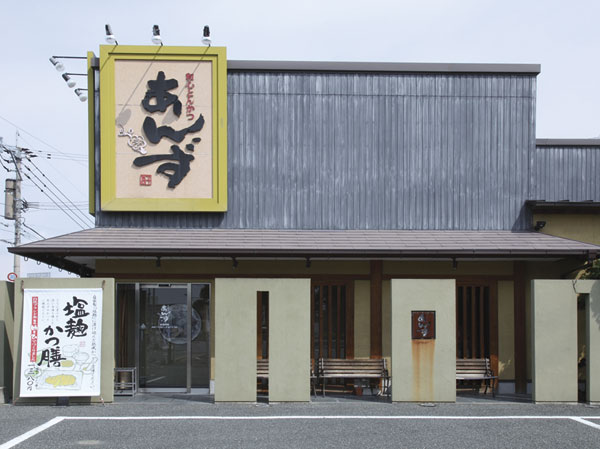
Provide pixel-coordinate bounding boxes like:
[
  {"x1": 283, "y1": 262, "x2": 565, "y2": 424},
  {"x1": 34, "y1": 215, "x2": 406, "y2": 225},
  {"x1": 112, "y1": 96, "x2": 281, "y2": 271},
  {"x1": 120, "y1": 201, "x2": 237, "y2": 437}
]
[{"x1": 411, "y1": 311, "x2": 436, "y2": 340}]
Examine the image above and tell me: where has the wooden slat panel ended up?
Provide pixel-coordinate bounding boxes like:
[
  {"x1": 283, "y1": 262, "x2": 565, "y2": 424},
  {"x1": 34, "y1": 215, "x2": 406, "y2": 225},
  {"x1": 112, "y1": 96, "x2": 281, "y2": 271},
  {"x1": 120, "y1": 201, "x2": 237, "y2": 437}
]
[
  {"x1": 336, "y1": 285, "x2": 341, "y2": 359},
  {"x1": 310, "y1": 284, "x2": 316, "y2": 361},
  {"x1": 346, "y1": 282, "x2": 354, "y2": 359},
  {"x1": 318, "y1": 285, "x2": 323, "y2": 359},
  {"x1": 370, "y1": 261, "x2": 383, "y2": 358},
  {"x1": 257, "y1": 292, "x2": 262, "y2": 359},
  {"x1": 470, "y1": 287, "x2": 477, "y2": 359},
  {"x1": 514, "y1": 262, "x2": 527, "y2": 394},
  {"x1": 462, "y1": 288, "x2": 468, "y2": 359},
  {"x1": 489, "y1": 283, "x2": 499, "y2": 380},
  {"x1": 456, "y1": 289, "x2": 460, "y2": 358},
  {"x1": 323, "y1": 285, "x2": 332, "y2": 357},
  {"x1": 479, "y1": 286, "x2": 484, "y2": 359},
  {"x1": 265, "y1": 294, "x2": 269, "y2": 358}
]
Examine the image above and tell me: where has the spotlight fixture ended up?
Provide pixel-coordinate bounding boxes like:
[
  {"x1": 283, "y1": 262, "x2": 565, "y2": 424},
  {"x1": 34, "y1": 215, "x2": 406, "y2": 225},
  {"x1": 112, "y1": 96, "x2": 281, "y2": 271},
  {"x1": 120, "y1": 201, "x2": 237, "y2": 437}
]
[
  {"x1": 534, "y1": 220, "x2": 546, "y2": 231},
  {"x1": 105, "y1": 24, "x2": 118, "y2": 45},
  {"x1": 152, "y1": 25, "x2": 163, "y2": 45},
  {"x1": 49, "y1": 56, "x2": 65, "y2": 72},
  {"x1": 62, "y1": 73, "x2": 76, "y2": 88},
  {"x1": 156, "y1": 256, "x2": 161, "y2": 267},
  {"x1": 202, "y1": 25, "x2": 211, "y2": 46},
  {"x1": 232, "y1": 257, "x2": 238, "y2": 269},
  {"x1": 74, "y1": 88, "x2": 88, "y2": 102},
  {"x1": 452, "y1": 257, "x2": 458, "y2": 270},
  {"x1": 306, "y1": 257, "x2": 311, "y2": 268}
]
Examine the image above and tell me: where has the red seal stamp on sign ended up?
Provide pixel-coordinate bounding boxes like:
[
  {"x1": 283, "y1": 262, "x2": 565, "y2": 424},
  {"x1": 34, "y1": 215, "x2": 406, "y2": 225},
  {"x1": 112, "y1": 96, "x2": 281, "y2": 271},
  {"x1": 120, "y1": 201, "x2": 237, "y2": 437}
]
[{"x1": 140, "y1": 175, "x2": 152, "y2": 186}]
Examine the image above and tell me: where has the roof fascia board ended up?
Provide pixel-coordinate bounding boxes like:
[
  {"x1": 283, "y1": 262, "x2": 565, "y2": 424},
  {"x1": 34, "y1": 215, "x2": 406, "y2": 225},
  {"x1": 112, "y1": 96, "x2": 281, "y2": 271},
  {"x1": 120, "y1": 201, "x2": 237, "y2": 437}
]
[
  {"x1": 227, "y1": 60, "x2": 541, "y2": 75},
  {"x1": 536, "y1": 138, "x2": 600, "y2": 147}
]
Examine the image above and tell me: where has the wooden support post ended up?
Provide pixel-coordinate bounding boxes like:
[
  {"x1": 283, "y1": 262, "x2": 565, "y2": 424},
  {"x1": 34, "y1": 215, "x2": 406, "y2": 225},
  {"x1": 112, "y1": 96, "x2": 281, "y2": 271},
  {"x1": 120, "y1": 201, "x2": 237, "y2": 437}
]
[
  {"x1": 370, "y1": 260, "x2": 382, "y2": 359},
  {"x1": 514, "y1": 262, "x2": 527, "y2": 394}
]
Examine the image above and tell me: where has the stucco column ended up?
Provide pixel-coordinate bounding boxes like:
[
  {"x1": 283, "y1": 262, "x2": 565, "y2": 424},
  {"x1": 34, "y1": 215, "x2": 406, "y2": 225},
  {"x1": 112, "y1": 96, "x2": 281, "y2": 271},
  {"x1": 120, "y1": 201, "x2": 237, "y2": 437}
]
[
  {"x1": 531, "y1": 280, "x2": 577, "y2": 402},
  {"x1": 391, "y1": 279, "x2": 456, "y2": 402},
  {"x1": 214, "y1": 278, "x2": 310, "y2": 402},
  {"x1": 214, "y1": 279, "x2": 257, "y2": 402},
  {"x1": 268, "y1": 279, "x2": 310, "y2": 402}
]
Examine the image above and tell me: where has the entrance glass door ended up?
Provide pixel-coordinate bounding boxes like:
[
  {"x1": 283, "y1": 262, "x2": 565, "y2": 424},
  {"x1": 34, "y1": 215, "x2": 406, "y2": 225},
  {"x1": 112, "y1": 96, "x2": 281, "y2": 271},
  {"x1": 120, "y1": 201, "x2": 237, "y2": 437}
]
[
  {"x1": 115, "y1": 283, "x2": 211, "y2": 393},
  {"x1": 140, "y1": 284, "x2": 188, "y2": 389}
]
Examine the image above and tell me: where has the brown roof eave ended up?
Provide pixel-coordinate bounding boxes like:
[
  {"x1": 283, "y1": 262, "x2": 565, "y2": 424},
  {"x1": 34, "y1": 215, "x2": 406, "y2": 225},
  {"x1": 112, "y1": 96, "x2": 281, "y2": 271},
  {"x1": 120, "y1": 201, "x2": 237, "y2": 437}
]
[{"x1": 9, "y1": 246, "x2": 598, "y2": 260}]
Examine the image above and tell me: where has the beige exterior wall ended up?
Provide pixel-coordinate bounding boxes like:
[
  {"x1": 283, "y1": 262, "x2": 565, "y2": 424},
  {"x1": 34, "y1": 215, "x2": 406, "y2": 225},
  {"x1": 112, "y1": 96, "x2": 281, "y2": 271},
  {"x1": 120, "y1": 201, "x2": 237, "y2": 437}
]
[
  {"x1": 12, "y1": 278, "x2": 115, "y2": 404},
  {"x1": 391, "y1": 279, "x2": 456, "y2": 402},
  {"x1": 497, "y1": 281, "x2": 515, "y2": 380},
  {"x1": 0, "y1": 282, "x2": 15, "y2": 402},
  {"x1": 214, "y1": 278, "x2": 310, "y2": 402},
  {"x1": 531, "y1": 280, "x2": 578, "y2": 402},
  {"x1": 214, "y1": 278, "x2": 256, "y2": 402},
  {"x1": 269, "y1": 279, "x2": 311, "y2": 401},
  {"x1": 354, "y1": 281, "x2": 370, "y2": 358},
  {"x1": 535, "y1": 213, "x2": 600, "y2": 245},
  {"x1": 525, "y1": 261, "x2": 569, "y2": 383}
]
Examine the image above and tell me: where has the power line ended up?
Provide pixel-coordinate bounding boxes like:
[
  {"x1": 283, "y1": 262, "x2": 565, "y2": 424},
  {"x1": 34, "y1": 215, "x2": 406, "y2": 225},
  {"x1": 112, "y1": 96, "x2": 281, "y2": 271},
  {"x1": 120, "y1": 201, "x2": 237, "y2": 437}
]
[
  {"x1": 22, "y1": 166, "x2": 91, "y2": 229},
  {"x1": 0, "y1": 114, "x2": 87, "y2": 166},
  {"x1": 16, "y1": 134, "x2": 92, "y2": 201},
  {"x1": 21, "y1": 170, "x2": 89, "y2": 230},
  {"x1": 21, "y1": 221, "x2": 45, "y2": 239},
  {"x1": 26, "y1": 157, "x2": 94, "y2": 226},
  {"x1": 0, "y1": 159, "x2": 10, "y2": 172}
]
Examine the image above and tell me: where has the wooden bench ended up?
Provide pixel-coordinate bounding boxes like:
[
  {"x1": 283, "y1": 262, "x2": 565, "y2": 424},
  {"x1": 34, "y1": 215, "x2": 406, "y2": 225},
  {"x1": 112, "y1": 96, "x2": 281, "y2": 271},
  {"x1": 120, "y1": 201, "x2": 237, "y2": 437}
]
[
  {"x1": 456, "y1": 358, "x2": 498, "y2": 397},
  {"x1": 257, "y1": 359, "x2": 317, "y2": 396},
  {"x1": 319, "y1": 358, "x2": 390, "y2": 398}
]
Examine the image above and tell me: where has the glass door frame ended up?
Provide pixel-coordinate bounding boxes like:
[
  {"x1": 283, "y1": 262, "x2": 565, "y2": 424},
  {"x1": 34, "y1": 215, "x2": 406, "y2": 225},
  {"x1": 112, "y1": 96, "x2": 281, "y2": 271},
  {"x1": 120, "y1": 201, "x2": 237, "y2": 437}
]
[
  {"x1": 115, "y1": 282, "x2": 210, "y2": 394},
  {"x1": 136, "y1": 283, "x2": 192, "y2": 393}
]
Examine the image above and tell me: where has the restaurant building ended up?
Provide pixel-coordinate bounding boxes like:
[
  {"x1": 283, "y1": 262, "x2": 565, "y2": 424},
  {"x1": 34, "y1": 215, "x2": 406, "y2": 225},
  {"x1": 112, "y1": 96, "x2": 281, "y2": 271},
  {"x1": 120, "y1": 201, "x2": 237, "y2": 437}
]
[{"x1": 3, "y1": 45, "x2": 600, "y2": 404}]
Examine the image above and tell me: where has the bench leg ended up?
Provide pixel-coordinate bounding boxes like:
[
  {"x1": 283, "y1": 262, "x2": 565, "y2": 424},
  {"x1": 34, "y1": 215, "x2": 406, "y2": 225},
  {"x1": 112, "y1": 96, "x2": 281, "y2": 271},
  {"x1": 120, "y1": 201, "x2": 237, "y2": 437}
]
[{"x1": 322, "y1": 379, "x2": 326, "y2": 397}]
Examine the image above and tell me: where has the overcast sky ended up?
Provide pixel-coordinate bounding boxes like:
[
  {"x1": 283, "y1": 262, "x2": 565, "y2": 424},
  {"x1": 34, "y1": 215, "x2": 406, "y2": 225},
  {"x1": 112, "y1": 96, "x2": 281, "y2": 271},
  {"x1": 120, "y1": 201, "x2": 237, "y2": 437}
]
[{"x1": 0, "y1": 0, "x2": 598, "y2": 278}]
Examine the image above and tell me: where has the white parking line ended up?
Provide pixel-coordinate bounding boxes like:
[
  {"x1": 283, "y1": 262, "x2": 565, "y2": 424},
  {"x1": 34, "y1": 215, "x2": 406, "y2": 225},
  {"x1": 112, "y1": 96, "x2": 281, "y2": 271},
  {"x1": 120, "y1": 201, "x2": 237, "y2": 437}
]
[
  {"x1": 0, "y1": 417, "x2": 64, "y2": 449},
  {"x1": 570, "y1": 417, "x2": 600, "y2": 430},
  {"x1": 63, "y1": 415, "x2": 600, "y2": 421},
  {"x1": 2, "y1": 415, "x2": 599, "y2": 448}
]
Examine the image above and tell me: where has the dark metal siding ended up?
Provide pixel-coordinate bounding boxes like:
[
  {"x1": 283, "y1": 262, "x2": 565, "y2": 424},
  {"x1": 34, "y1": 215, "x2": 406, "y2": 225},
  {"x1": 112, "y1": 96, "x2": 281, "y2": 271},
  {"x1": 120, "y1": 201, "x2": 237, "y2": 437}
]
[
  {"x1": 532, "y1": 145, "x2": 600, "y2": 201},
  {"x1": 96, "y1": 71, "x2": 537, "y2": 230}
]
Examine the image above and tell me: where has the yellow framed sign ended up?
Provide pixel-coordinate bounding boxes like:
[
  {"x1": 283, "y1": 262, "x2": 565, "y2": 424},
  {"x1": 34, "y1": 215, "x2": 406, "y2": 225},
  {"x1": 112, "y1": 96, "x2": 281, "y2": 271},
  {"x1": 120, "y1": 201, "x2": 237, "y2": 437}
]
[{"x1": 99, "y1": 45, "x2": 227, "y2": 212}]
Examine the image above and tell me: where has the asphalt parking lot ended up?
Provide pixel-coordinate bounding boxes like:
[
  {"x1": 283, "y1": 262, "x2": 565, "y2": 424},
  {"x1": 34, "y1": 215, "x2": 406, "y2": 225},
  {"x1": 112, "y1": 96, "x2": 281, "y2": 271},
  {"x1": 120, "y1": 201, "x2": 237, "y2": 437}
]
[{"x1": 1, "y1": 395, "x2": 599, "y2": 448}]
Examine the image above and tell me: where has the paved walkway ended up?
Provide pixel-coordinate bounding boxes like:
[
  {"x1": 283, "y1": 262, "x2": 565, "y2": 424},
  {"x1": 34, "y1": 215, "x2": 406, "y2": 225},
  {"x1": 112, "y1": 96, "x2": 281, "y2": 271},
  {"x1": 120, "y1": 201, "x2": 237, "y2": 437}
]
[{"x1": 1, "y1": 395, "x2": 599, "y2": 448}]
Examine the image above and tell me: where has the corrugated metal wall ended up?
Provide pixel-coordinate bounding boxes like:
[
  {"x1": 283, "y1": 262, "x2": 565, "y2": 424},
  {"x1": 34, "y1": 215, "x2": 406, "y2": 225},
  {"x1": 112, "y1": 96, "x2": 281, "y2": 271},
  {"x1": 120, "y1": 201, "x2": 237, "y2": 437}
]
[
  {"x1": 97, "y1": 71, "x2": 537, "y2": 230},
  {"x1": 532, "y1": 145, "x2": 600, "y2": 201}
]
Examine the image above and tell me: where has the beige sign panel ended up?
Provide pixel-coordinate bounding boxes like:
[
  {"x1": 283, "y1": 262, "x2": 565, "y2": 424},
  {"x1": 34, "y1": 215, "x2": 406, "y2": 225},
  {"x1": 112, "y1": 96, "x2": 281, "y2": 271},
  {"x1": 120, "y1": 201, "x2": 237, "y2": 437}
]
[
  {"x1": 99, "y1": 46, "x2": 228, "y2": 212},
  {"x1": 114, "y1": 60, "x2": 213, "y2": 199}
]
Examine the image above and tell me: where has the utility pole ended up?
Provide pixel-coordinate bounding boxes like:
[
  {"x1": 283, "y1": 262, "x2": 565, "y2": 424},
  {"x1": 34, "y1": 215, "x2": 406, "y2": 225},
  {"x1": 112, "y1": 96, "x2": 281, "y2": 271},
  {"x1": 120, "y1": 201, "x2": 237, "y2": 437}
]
[
  {"x1": 13, "y1": 131, "x2": 22, "y2": 278},
  {"x1": 2, "y1": 133, "x2": 23, "y2": 277}
]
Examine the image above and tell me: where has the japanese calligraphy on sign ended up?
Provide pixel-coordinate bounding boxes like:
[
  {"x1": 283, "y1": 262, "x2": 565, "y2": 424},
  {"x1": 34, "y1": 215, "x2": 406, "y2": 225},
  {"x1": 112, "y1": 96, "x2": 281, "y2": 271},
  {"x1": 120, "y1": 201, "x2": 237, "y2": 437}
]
[
  {"x1": 98, "y1": 46, "x2": 227, "y2": 212},
  {"x1": 20, "y1": 288, "x2": 103, "y2": 397},
  {"x1": 114, "y1": 60, "x2": 213, "y2": 198}
]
